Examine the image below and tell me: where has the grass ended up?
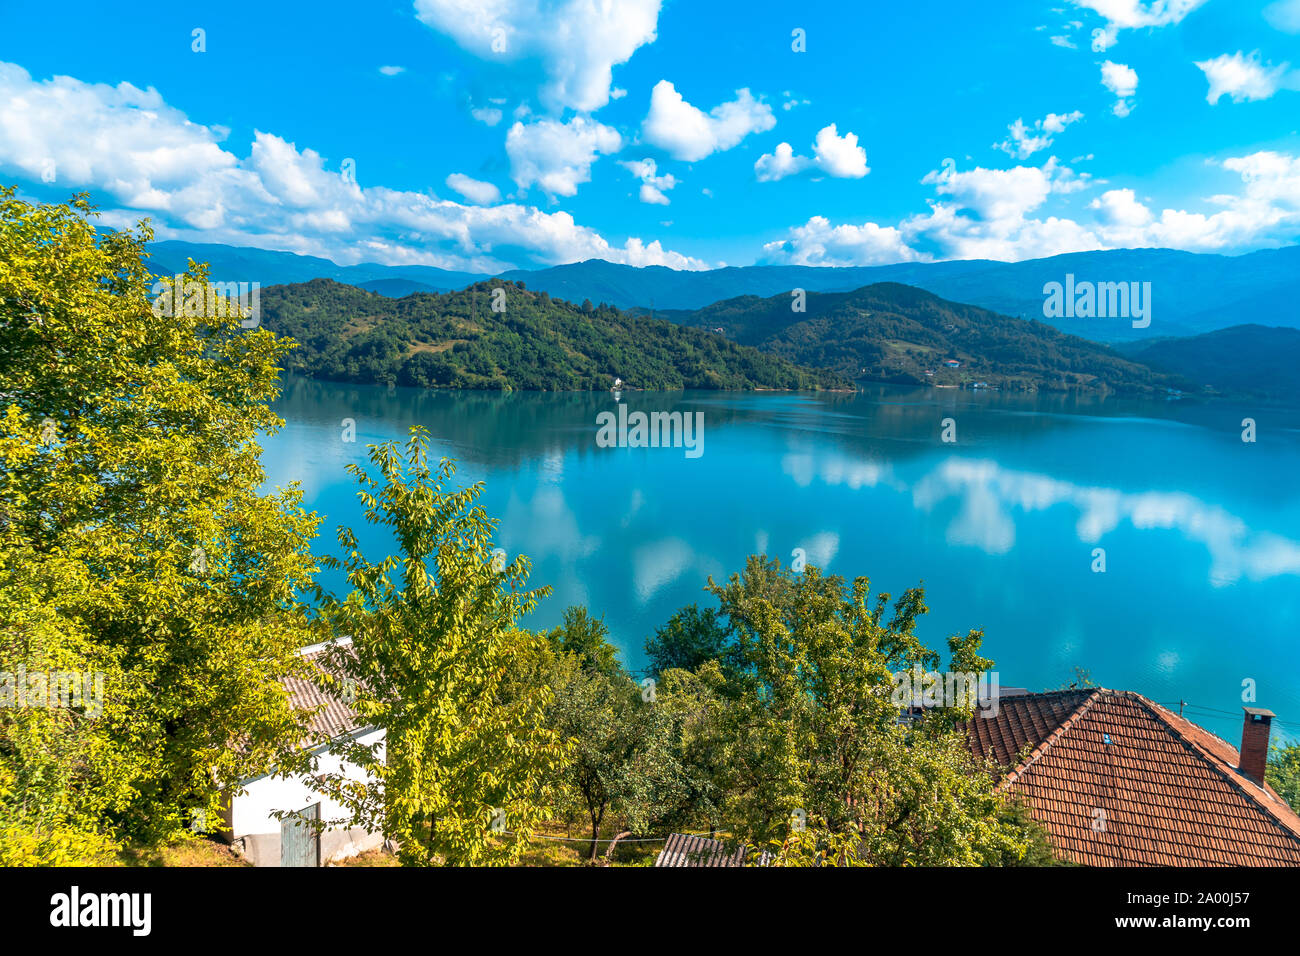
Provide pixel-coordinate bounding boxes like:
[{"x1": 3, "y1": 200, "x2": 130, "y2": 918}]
[
  {"x1": 105, "y1": 821, "x2": 666, "y2": 866},
  {"x1": 117, "y1": 837, "x2": 250, "y2": 867},
  {"x1": 331, "y1": 821, "x2": 661, "y2": 866}
]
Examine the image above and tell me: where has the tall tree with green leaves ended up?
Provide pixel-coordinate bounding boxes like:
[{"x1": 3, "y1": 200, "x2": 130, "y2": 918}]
[
  {"x1": 543, "y1": 650, "x2": 642, "y2": 860},
  {"x1": 703, "y1": 554, "x2": 1037, "y2": 865},
  {"x1": 1268, "y1": 741, "x2": 1300, "y2": 814},
  {"x1": 0, "y1": 189, "x2": 319, "y2": 861},
  {"x1": 644, "y1": 604, "x2": 736, "y2": 678},
  {"x1": 311, "y1": 429, "x2": 567, "y2": 866}
]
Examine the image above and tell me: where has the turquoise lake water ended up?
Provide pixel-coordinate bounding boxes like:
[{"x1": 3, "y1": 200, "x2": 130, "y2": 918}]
[{"x1": 264, "y1": 378, "x2": 1300, "y2": 745}]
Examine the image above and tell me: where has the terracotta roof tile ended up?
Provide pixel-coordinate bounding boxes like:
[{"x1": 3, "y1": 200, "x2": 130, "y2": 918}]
[
  {"x1": 283, "y1": 644, "x2": 367, "y2": 743},
  {"x1": 966, "y1": 689, "x2": 1300, "y2": 867}
]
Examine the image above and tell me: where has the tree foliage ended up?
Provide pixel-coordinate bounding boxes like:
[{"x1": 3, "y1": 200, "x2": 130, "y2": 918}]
[
  {"x1": 0, "y1": 189, "x2": 318, "y2": 861},
  {"x1": 1268, "y1": 741, "x2": 1300, "y2": 814},
  {"x1": 258, "y1": 278, "x2": 843, "y2": 391},
  {"x1": 309, "y1": 428, "x2": 566, "y2": 865},
  {"x1": 691, "y1": 556, "x2": 1040, "y2": 864}
]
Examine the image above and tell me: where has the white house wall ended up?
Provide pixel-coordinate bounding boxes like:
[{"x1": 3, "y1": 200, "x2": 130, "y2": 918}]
[{"x1": 230, "y1": 727, "x2": 387, "y2": 866}]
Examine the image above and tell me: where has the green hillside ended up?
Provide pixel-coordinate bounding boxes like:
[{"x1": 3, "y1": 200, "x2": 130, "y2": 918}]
[
  {"x1": 257, "y1": 279, "x2": 845, "y2": 391},
  {"x1": 664, "y1": 282, "x2": 1188, "y2": 394},
  {"x1": 1120, "y1": 325, "x2": 1300, "y2": 401}
]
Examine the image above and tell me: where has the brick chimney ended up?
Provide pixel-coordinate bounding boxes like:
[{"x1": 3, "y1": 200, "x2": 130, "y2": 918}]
[{"x1": 1239, "y1": 707, "x2": 1275, "y2": 785}]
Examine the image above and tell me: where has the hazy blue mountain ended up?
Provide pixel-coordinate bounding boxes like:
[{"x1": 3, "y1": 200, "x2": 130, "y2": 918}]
[
  {"x1": 147, "y1": 240, "x2": 1300, "y2": 342},
  {"x1": 1118, "y1": 324, "x2": 1300, "y2": 401},
  {"x1": 358, "y1": 277, "x2": 446, "y2": 297},
  {"x1": 146, "y1": 240, "x2": 486, "y2": 291},
  {"x1": 509, "y1": 248, "x2": 1300, "y2": 341}
]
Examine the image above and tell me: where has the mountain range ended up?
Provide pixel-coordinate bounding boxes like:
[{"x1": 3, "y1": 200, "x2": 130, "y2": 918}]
[{"x1": 148, "y1": 240, "x2": 1300, "y2": 343}]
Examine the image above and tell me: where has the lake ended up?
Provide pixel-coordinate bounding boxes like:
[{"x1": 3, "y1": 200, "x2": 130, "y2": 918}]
[{"x1": 264, "y1": 377, "x2": 1300, "y2": 744}]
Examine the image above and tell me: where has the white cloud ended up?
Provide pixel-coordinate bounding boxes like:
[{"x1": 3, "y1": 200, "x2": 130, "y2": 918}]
[
  {"x1": 412, "y1": 0, "x2": 662, "y2": 113},
  {"x1": 640, "y1": 80, "x2": 775, "y2": 162},
  {"x1": 811, "y1": 124, "x2": 869, "y2": 178},
  {"x1": 1100, "y1": 60, "x2": 1138, "y2": 116},
  {"x1": 996, "y1": 110, "x2": 1084, "y2": 159},
  {"x1": 378, "y1": 65, "x2": 406, "y2": 76},
  {"x1": 763, "y1": 149, "x2": 1300, "y2": 266},
  {"x1": 1089, "y1": 187, "x2": 1152, "y2": 227},
  {"x1": 445, "y1": 172, "x2": 501, "y2": 204},
  {"x1": 470, "y1": 105, "x2": 503, "y2": 125},
  {"x1": 620, "y1": 157, "x2": 678, "y2": 205},
  {"x1": 1050, "y1": 35, "x2": 1078, "y2": 48},
  {"x1": 505, "y1": 115, "x2": 621, "y2": 198},
  {"x1": 760, "y1": 216, "x2": 922, "y2": 266},
  {"x1": 1195, "y1": 51, "x2": 1296, "y2": 104},
  {"x1": 1071, "y1": 0, "x2": 1207, "y2": 48},
  {"x1": 753, "y1": 124, "x2": 868, "y2": 181},
  {"x1": 1265, "y1": 0, "x2": 1300, "y2": 32},
  {"x1": 755, "y1": 142, "x2": 810, "y2": 182},
  {"x1": 0, "y1": 62, "x2": 708, "y2": 272}
]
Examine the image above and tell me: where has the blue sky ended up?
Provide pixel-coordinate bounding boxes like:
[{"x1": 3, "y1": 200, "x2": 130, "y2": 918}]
[{"x1": 2, "y1": 0, "x2": 1298, "y2": 271}]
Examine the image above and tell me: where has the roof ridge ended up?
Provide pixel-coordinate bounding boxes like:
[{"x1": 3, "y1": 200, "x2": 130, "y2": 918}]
[
  {"x1": 1134, "y1": 693, "x2": 1300, "y2": 844},
  {"x1": 998, "y1": 688, "x2": 1103, "y2": 790}
]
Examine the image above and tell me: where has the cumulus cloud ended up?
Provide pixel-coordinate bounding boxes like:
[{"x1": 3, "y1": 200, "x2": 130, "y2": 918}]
[
  {"x1": 445, "y1": 172, "x2": 501, "y2": 204},
  {"x1": 505, "y1": 115, "x2": 621, "y2": 198},
  {"x1": 0, "y1": 62, "x2": 707, "y2": 272},
  {"x1": 1100, "y1": 60, "x2": 1138, "y2": 116},
  {"x1": 753, "y1": 124, "x2": 868, "y2": 181},
  {"x1": 620, "y1": 157, "x2": 678, "y2": 204},
  {"x1": 412, "y1": 0, "x2": 661, "y2": 113},
  {"x1": 760, "y1": 217, "x2": 922, "y2": 266},
  {"x1": 378, "y1": 65, "x2": 406, "y2": 76},
  {"x1": 1070, "y1": 0, "x2": 1207, "y2": 49},
  {"x1": 754, "y1": 143, "x2": 809, "y2": 182},
  {"x1": 1089, "y1": 187, "x2": 1152, "y2": 227},
  {"x1": 640, "y1": 80, "x2": 775, "y2": 162},
  {"x1": 996, "y1": 111, "x2": 1084, "y2": 159},
  {"x1": 1195, "y1": 51, "x2": 1296, "y2": 104},
  {"x1": 762, "y1": 149, "x2": 1300, "y2": 266}
]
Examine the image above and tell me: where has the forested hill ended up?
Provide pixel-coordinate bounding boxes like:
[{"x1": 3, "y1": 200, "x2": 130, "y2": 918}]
[
  {"x1": 257, "y1": 279, "x2": 845, "y2": 391},
  {"x1": 1119, "y1": 325, "x2": 1300, "y2": 402},
  {"x1": 662, "y1": 282, "x2": 1188, "y2": 395}
]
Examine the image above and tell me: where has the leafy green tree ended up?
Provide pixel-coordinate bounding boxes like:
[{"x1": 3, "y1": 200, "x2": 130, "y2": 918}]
[
  {"x1": 548, "y1": 606, "x2": 622, "y2": 679},
  {"x1": 644, "y1": 604, "x2": 735, "y2": 677},
  {"x1": 701, "y1": 554, "x2": 1037, "y2": 865},
  {"x1": 532, "y1": 610, "x2": 712, "y2": 859},
  {"x1": 0, "y1": 189, "x2": 318, "y2": 861},
  {"x1": 310, "y1": 429, "x2": 566, "y2": 866},
  {"x1": 543, "y1": 651, "x2": 642, "y2": 860},
  {"x1": 1267, "y1": 741, "x2": 1300, "y2": 814}
]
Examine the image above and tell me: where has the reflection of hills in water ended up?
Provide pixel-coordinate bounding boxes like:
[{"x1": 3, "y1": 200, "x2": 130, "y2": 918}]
[{"x1": 272, "y1": 376, "x2": 1299, "y2": 475}]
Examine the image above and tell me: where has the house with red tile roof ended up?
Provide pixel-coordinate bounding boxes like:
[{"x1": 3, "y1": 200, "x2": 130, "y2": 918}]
[{"x1": 965, "y1": 688, "x2": 1300, "y2": 866}]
